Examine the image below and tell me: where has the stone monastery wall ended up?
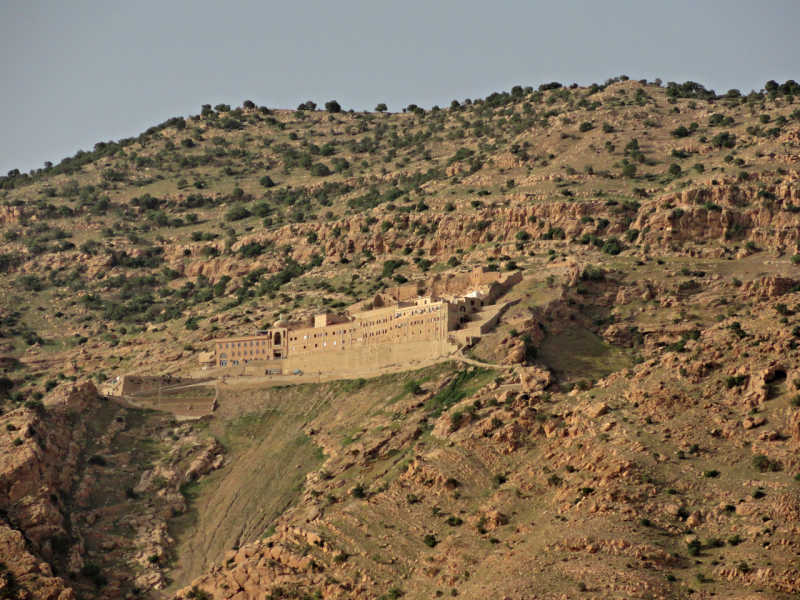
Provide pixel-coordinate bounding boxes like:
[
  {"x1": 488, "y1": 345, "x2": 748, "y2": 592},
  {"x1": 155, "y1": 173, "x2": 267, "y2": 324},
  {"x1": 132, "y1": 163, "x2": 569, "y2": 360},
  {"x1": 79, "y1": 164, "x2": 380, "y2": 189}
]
[
  {"x1": 355, "y1": 266, "x2": 521, "y2": 311},
  {"x1": 212, "y1": 295, "x2": 475, "y2": 369},
  {"x1": 205, "y1": 266, "x2": 522, "y2": 377}
]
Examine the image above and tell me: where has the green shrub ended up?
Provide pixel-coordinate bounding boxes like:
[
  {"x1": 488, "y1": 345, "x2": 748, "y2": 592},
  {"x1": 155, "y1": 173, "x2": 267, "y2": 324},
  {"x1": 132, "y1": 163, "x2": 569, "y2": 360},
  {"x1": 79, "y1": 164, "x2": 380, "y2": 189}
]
[
  {"x1": 670, "y1": 125, "x2": 691, "y2": 138},
  {"x1": 186, "y1": 587, "x2": 211, "y2": 600},
  {"x1": 541, "y1": 227, "x2": 565, "y2": 240},
  {"x1": 729, "y1": 322, "x2": 746, "y2": 339},
  {"x1": 710, "y1": 132, "x2": 736, "y2": 148},
  {"x1": 581, "y1": 265, "x2": 605, "y2": 281},
  {"x1": 724, "y1": 374, "x2": 747, "y2": 388},
  {"x1": 449, "y1": 411, "x2": 464, "y2": 432},
  {"x1": 423, "y1": 534, "x2": 438, "y2": 548},
  {"x1": 23, "y1": 399, "x2": 44, "y2": 411},
  {"x1": 520, "y1": 333, "x2": 538, "y2": 362},
  {"x1": 225, "y1": 205, "x2": 251, "y2": 221},
  {"x1": 601, "y1": 238, "x2": 622, "y2": 255},
  {"x1": 310, "y1": 163, "x2": 332, "y2": 177},
  {"x1": 185, "y1": 316, "x2": 202, "y2": 331},
  {"x1": 752, "y1": 454, "x2": 771, "y2": 472}
]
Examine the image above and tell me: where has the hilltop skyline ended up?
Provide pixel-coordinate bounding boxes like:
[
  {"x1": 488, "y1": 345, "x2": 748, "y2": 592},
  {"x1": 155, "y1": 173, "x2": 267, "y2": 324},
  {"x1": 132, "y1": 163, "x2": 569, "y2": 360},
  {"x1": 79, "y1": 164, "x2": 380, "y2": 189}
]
[{"x1": 2, "y1": 0, "x2": 800, "y2": 174}]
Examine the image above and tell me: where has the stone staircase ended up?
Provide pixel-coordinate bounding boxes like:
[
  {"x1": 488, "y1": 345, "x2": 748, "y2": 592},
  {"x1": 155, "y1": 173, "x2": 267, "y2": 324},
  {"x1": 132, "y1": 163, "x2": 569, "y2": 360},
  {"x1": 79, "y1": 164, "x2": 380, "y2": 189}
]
[{"x1": 452, "y1": 299, "x2": 519, "y2": 344}]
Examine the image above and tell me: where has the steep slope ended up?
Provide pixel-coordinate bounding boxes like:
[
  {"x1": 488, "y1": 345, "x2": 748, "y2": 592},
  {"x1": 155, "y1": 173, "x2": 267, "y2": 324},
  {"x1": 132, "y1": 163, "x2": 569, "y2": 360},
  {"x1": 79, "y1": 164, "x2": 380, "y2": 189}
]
[
  {"x1": 1, "y1": 78, "x2": 800, "y2": 391},
  {"x1": 1, "y1": 77, "x2": 800, "y2": 600},
  {"x1": 173, "y1": 284, "x2": 800, "y2": 598}
]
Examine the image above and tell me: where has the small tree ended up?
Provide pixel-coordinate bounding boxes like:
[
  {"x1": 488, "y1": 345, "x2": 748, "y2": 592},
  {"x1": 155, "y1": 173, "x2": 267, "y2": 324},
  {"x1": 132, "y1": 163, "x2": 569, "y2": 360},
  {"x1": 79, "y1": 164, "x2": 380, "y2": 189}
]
[
  {"x1": 670, "y1": 125, "x2": 691, "y2": 138},
  {"x1": 310, "y1": 163, "x2": 331, "y2": 177},
  {"x1": 710, "y1": 132, "x2": 736, "y2": 148},
  {"x1": 225, "y1": 205, "x2": 251, "y2": 222},
  {"x1": 403, "y1": 380, "x2": 423, "y2": 395},
  {"x1": 325, "y1": 100, "x2": 342, "y2": 113},
  {"x1": 375, "y1": 103, "x2": 388, "y2": 113},
  {"x1": 622, "y1": 163, "x2": 637, "y2": 178},
  {"x1": 601, "y1": 238, "x2": 622, "y2": 255}
]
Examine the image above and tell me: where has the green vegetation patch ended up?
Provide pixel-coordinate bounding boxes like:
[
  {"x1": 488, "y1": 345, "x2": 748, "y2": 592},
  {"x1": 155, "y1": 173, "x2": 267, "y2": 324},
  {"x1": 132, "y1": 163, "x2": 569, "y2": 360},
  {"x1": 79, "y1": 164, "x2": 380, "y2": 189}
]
[
  {"x1": 537, "y1": 327, "x2": 631, "y2": 382},
  {"x1": 426, "y1": 367, "x2": 493, "y2": 418}
]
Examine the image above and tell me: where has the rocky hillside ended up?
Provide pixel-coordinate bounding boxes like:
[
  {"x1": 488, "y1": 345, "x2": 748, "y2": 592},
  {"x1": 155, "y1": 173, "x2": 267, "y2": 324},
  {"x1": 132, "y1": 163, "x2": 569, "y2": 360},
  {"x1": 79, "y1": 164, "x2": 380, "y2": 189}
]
[
  {"x1": 0, "y1": 381, "x2": 225, "y2": 600},
  {"x1": 1, "y1": 77, "x2": 800, "y2": 599}
]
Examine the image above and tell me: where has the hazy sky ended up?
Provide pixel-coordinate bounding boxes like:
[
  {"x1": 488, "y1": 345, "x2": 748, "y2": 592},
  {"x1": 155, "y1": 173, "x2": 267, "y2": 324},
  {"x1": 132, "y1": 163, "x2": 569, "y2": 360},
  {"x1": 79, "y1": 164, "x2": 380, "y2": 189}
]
[{"x1": 2, "y1": 0, "x2": 799, "y2": 175}]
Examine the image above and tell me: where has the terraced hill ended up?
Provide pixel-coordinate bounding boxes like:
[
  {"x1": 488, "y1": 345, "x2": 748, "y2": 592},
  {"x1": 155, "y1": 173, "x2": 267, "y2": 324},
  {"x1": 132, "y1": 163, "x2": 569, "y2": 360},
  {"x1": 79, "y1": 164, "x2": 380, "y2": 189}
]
[{"x1": 1, "y1": 77, "x2": 800, "y2": 600}]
